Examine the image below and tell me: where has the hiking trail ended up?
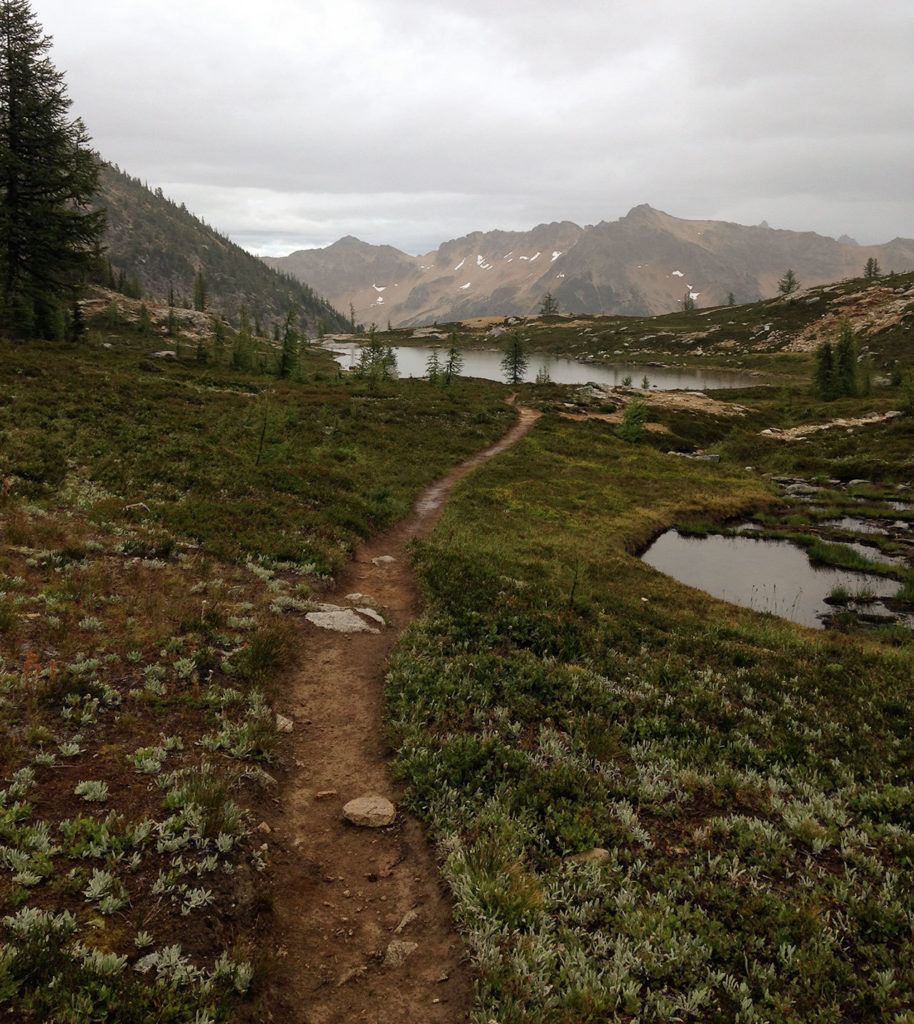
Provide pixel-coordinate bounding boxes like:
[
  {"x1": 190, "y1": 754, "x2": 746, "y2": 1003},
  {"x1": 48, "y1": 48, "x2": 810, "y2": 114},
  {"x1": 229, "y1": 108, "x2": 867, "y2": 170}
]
[{"x1": 259, "y1": 404, "x2": 541, "y2": 1023}]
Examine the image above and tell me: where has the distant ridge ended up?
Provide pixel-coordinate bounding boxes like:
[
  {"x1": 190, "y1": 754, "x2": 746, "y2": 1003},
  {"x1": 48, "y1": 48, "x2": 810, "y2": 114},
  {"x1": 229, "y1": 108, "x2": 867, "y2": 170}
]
[
  {"x1": 264, "y1": 206, "x2": 914, "y2": 327},
  {"x1": 98, "y1": 163, "x2": 349, "y2": 333}
]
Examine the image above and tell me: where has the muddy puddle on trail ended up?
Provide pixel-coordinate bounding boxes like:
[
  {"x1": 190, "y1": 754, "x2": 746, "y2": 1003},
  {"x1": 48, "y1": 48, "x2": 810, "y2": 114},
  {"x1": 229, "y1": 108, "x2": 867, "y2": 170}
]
[{"x1": 642, "y1": 531, "x2": 901, "y2": 629}]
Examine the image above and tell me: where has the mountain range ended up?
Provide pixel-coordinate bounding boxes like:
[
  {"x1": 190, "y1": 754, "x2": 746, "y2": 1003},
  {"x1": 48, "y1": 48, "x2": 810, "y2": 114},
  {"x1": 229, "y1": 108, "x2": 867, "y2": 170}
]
[{"x1": 263, "y1": 206, "x2": 914, "y2": 328}]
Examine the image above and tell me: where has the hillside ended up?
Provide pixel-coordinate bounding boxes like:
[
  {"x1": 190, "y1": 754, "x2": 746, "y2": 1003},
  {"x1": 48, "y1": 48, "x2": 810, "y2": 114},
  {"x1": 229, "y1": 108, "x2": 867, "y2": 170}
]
[
  {"x1": 97, "y1": 163, "x2": 349, "y2": 333},
  {"x1": 429, "y1": 268, "x2": 914, "y2": 376},
  {"x1": 265, "y1": 206, "x2": 914, "y2": 328}
]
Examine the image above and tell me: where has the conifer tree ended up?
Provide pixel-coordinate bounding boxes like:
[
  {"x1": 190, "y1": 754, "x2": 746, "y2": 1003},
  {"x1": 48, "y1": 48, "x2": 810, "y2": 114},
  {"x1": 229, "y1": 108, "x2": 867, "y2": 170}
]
[
  {"x1": 68, "y1": 299, "x2": 85, "y2": 342},
  {"x1": 232, "y1": 320, "x2": 253, "y2": 372},
  {"x1": 501, "y1": 333, "x2": 528, "y2": 385},
  {"x1": 539, "y1": 292, "x2": 559, "y2": 316},
  {"x1": 425, "y1": 349, "x2": 441, "y2": 384},
  {"x1": 727, "y1": 292, "x2": 736, "y2": 306},
  {"x1": 815, "y1": 340, "x2": 837, "y2": 401},
  {"x1": 442, "y1": 334, "x2": 464, "y2": 386},
  {"x1": 864, "y1": 257, "x2": 881, "y2": 280},
  {"x1": 833, "y1": 319, "x2": 859, "y2": 398},
  {"x1": 137, "y1": 303, "x2": 152, "y2": 336},
  {"x1": 0, "y1": 0, "x2": 105, "y2": 338},
  {"x1": 778, "y1": 268, "x2": 799, "y2": 295},
  {"x1": 681, "y1": 291, "x2": 696, "y2": 312},
  {"x1": 192, "y1": 269, "x2": 206, "y2": 311},
  {"x1": 213, "y1": 316, "x2": 226, "y2": 363},
  {"x1": 278, "y1": 311, "x2": 299, "y2": 379},
  {"x1": 355, "y1": 328, "x2": 397, "y2": 388}
]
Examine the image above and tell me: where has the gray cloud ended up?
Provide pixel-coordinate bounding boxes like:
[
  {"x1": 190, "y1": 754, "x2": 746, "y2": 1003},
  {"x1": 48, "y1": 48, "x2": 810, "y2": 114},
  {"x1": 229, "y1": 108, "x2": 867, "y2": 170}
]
[{"x1": 37, "y1": 0, "x2": 914, "y2": 253}]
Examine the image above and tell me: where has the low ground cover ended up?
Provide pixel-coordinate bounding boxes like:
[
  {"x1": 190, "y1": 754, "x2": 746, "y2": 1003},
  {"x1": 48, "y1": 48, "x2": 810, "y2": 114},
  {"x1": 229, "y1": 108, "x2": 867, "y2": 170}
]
[
  {"x1": 388, "y1": 415, "x2": 914, "y2": 1022},
  {"x1": 0, "y1": 333, "x2": 511, "y2": 1020}
]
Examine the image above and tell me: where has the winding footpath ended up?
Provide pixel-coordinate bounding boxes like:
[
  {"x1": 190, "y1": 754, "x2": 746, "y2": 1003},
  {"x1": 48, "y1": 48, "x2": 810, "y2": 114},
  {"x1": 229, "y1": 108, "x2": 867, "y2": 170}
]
[{"x1": 260, "y1": 405, "x2": 541, "y2": 1024}]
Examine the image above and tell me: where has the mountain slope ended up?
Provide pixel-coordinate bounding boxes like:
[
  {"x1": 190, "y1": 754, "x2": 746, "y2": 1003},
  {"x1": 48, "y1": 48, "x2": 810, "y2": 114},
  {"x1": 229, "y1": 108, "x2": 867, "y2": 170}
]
[
  {"x1": 265, "y1": 206, "x2": 914, "y2": 328},
  {"x1": 98, "y1": 163, "x2": 349, "y2": 332}
]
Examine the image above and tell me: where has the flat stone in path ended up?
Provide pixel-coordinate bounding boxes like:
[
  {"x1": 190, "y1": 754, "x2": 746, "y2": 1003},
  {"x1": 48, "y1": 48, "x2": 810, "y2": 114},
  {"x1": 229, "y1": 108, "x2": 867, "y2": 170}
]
[
  {"x1": 343, "y1": 795, "x2": 396, "y2": 828},
  {"x1": 372, "y1": 555, "x2": 397, "y2": 566},
  {"x1": 306, "y1": 606, "x2": 380, "y2": 634}
]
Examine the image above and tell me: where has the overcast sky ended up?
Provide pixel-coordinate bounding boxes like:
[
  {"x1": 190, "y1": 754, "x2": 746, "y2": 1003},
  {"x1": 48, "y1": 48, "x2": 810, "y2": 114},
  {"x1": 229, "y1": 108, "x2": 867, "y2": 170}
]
[{"x1": 37, "y1": 0, "x2": 914, "y2": 256}]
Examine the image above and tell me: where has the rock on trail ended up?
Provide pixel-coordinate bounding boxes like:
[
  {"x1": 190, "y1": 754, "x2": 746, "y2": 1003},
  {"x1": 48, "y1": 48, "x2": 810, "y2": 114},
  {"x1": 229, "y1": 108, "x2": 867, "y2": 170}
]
[{"x1": 343, "y1": 795, "x2": 397, "y2": 828}]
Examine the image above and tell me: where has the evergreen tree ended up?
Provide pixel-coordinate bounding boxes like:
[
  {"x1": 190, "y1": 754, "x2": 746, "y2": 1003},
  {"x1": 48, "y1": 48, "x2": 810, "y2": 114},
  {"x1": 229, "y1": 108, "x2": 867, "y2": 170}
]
[
  {"x1": 539, "y1": 292, "x2": 559, "y2": 316},
  {"x1": 425, "y1": 349, "x2": 441, "y2": 384},
  {"x1": 0, "y1": 0, "x2": 105, "y2": 338},
  {"x1": 166, "y1": 308, "x2": 177, "y2": 337},
  {"x1": 501, "y1": 333, "x2": 528, "y2": 385},
  {"x1": 349, "y1": 301, "x2": 357, "y2": 333},
  {"x1": 213, "y1": 316, "x2": 226, "y2": 363},
  {"x1": 442, "y1": 335, "x2": 463, "y2": 386},
  {"x1": 778, "y1": 268, "x2": 799, "y2": 295},
  {"x1": 192, "y1": 269, "x2": 206, "y2": 311},
  {"x1": 278, "y1": 311, "x2": 299, "y2": 379},
  {"x1": 864, "y1": 257, "x2": 881, "y2": 280},
  {"x1": 727, "y1": 292, "x2": 736, "y2": 306},
  {"x1": 616, "y1": 399, "x2": 647, "y2": 443},
  {"x1": 681, "y1": 291, "x2": 696, "y2": 312},
  {"x1": 355, "y1": 329, "x2": 397, "y2": 387},
  {"x1": 137, "y1": 303, "x2": 152, "y2": 336},
  {"x1": 167, "y1": 284, "x2": 175, "y2": 307},
  {"x1": 833, "y1": 319, "x2": 859, "y2": 398},
  {"x1": 231, "y1": 321, "x2": 254, "y2": 372},
  {"x1": 195, "y1": 340, "x2": 208, "y2": 365},
  {"x1": 68, "y1": 299, "x2": 85, "y2": 342},
  {"x1": 814, "y1": 340, "x2": 837, "y2": 401}
]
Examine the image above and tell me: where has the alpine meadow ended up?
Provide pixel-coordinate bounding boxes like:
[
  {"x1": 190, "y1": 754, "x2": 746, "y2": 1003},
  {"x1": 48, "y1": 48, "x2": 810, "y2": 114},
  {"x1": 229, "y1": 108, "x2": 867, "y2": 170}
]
[{"x1": 1, "y1": 3, "x2": 913, "y2": 1023}]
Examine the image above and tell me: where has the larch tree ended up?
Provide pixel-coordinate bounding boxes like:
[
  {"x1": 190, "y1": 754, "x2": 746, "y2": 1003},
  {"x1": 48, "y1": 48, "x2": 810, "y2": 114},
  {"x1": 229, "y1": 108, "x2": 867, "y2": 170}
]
[
  {"x1": 501, "y1": 333, "x2": 528, "y2": 385},
  {"x1": 0, "y1": 0, "x2": 105, "y2": 338},
  {"x1": 833, "y1": 319, "x2": 859, "y2": 398},
  {"x1": 442, "y1": 333, "x2": 464, "y2": 386},
  {"x1": 777, "y1": 268, "x2": 799, "y2": 296}
]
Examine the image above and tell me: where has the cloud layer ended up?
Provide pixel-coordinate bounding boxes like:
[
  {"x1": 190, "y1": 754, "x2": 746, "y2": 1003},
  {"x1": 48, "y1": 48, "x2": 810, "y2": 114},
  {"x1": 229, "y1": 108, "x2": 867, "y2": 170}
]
[{"x1": 39, "y1": 0, "x2": 914, "y2": 254}]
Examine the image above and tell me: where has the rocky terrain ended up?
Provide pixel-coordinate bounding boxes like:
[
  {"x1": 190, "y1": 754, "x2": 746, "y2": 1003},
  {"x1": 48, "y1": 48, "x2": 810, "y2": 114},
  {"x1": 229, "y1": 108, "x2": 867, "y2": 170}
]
[{"x1": 265, "y1": 205, "x2": 914, "y2": 327}]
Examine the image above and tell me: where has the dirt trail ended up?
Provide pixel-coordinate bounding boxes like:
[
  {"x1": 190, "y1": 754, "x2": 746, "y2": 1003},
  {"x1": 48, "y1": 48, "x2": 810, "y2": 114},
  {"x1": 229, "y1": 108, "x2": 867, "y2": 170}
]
[{"x1": 261, "y1": 405, "x2": 541, "y2": 1024}]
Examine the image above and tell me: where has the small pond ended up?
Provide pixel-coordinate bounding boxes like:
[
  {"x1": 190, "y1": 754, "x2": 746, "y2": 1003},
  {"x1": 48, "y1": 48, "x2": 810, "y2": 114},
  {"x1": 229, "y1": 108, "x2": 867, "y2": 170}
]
[
  {"x1": 642, "y1": 531, "x2": 900, "y2": 629},
  {"x1": 327, "y1": 344, "x2": 765, "y2": 390}
]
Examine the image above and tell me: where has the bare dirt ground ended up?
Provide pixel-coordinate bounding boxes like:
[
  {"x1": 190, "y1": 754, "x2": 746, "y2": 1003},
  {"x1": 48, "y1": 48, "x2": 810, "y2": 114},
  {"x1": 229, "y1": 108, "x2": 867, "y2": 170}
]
[{"x1": 255, "y1": 405, "x2": 541, "y2": 1024}]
